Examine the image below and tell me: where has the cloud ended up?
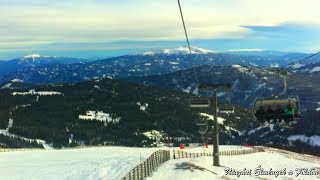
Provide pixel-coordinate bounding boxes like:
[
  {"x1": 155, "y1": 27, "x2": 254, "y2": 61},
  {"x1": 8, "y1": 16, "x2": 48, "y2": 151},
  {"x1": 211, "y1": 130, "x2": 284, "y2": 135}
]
[
  {"x1": 240, "y1": 23, "x2": 320, "y2": 50},
  {"x1": 1, "y1": 0, "x2": 320, "y2": 59},
  {"x1": 242, "y1": 23, "x2": 320, "y2": 35}
]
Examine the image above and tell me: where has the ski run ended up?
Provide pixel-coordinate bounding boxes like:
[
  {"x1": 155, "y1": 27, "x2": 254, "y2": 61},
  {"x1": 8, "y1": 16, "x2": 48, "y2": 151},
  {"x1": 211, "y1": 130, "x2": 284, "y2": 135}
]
[{"x1": 0, "y1": 145, "x2": 320, "y2": 180}]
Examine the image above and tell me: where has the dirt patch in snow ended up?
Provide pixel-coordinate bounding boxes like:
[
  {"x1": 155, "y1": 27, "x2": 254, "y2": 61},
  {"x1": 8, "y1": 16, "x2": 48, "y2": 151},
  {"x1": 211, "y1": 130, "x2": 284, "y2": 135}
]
[{"x1": 175, "y1": 162, "x2": 217, "y2": 175}]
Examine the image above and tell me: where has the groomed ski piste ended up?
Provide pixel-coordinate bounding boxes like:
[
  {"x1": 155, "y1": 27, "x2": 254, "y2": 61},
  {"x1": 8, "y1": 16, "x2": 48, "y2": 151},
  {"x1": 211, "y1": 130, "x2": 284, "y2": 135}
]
[{"x1": 1, "y1": 145, "x2": 320, "y2": 180}]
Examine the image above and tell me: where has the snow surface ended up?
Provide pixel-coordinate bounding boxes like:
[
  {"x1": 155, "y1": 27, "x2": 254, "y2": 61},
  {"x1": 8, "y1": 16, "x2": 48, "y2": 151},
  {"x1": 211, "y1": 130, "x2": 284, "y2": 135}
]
[
  {"x1": 310, "y1": 66, "x2": 320, "y2": 73},
  {"x1": 1, "y1": 146, "x2": 320, "y2": 179},
  {"x1": 11, "y1": 79, "x2": 24, "y2": 83},
  {"x1": 0, "y1": 129, "x2": 53, "y2": 150},
  {"x1": 199, "y1": 113, "x2": 225, "y2": 124},
  {"x1": 248, "y1": 123, "x2": 274, "y2": 135},
  {"x1": 180, "y1": 145, "x2": 250, "y2": 154},
  {"x1": 0, "y1": 113, "x2": 53, "y2": 150},
  {"x1": 291, "y1": 63, "x2": 304, "y2": 69},
  {"x1": 0, "y1": 147, "x2": 164, "y2": 180},
  {"x1": 24, "y1": 54, "x2": 41, "y2": 58},
  {"x1": 79, "y1": 111, "x2": 120, "y2": 124},
  {"x1": 232, "y1": 64, "x2": 248, "y2": 73},
  {"x1": 182, "y1": 86, "x2": 192, "y2": 93},
  {"x1": 288, "y1": 135, "x2": 320, "y2": 147},
  {"x1": 137, "y1": 102, "x2": 148, "y2": 111},
  {"x1": 6, "y1": 119, "x2": 13, "y2": 130},
  {"x1": 12, "y1": 90, "x2": 63, "y2": 96},
  {"x1": 148, "y1": 148, "x2": 320, "y2": 180},
  {"x1": 1, "y1": 83, "x2": 12, "y2": 89}
]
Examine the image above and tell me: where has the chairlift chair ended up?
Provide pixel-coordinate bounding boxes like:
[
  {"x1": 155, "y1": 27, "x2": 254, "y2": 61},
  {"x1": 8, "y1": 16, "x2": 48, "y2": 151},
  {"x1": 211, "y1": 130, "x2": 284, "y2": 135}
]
[
  {"x1": 218, "y1": 105, "x2": 235, "y2": 114},
  {"x1": 189, "y1": 97, "x2": 210, "y2": 108},
  {"x1": 196, "y1": 119, "x2": 207, "y2": 126},
  {"x1": 252, "y1": 96, "x2": 301, "y2": 123}
]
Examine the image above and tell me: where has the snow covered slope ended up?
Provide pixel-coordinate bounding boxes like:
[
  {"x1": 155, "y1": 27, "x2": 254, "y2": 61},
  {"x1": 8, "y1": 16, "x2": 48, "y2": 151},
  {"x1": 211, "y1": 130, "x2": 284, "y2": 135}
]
[
  {"x1": 149, "y1": 147, "x2": 320, "y2": 180},
  {"x1": 0, "y1": 147, "x2": 161, "y2": 180},
  {"x1": 1, "y1": 146, "x2": 319, "y2": 180}
]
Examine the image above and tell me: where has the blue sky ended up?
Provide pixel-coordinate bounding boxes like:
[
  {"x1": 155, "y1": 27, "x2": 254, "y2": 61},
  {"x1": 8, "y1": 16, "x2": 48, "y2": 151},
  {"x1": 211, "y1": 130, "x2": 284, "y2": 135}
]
[{"x1": 1, "y1": 0, "x2": 320, "y2": 59}]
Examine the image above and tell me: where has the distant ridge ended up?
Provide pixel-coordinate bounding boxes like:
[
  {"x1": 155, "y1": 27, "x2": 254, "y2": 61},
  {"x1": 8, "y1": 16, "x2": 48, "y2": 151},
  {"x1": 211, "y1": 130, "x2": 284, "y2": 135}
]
[{"x1": 143, "y1": 46, "x2": 214, "y2": 55}]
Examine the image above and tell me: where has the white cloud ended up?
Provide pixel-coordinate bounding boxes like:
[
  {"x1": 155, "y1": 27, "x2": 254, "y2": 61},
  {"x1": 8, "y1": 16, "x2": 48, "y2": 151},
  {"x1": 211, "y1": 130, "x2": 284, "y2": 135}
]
[
  {"x1": 1, "y1": 0, "x2": 320, "y2": 43},
  {"x1": 1, "y1": 0, "x2": 320, "y2": 58}
]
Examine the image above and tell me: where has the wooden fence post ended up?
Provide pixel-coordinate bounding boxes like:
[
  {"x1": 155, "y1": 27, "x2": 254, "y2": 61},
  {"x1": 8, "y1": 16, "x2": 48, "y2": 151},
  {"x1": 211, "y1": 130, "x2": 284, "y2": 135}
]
[
  {"x1": 153, "y1": 153, "x2": 156, "y2": 170},
  {"x1": 147, "y1": 158, "x2": 150, "y2": 176},
  {"x1": 173, "y1": 150, "x2": 175, "y2": 159},
  {"x1": 133, "y1": 167, "x2": 136, "y2": 180}
]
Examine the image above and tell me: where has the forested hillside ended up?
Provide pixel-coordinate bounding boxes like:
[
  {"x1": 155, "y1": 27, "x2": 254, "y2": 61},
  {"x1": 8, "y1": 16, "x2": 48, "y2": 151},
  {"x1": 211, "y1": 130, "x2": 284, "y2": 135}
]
[{"x1": 0, "y1": 78, "x2": 253, "y2": 148}]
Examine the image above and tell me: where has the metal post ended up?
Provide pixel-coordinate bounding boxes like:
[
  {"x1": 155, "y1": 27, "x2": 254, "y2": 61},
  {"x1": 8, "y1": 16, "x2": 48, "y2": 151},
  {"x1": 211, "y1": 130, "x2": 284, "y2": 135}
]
[
  {"x1": 213, "y1": 88, "x2": 219, "y2": 166},
  {"x1": 197, "y1": 83, "x2": 230, "y2": 166}
]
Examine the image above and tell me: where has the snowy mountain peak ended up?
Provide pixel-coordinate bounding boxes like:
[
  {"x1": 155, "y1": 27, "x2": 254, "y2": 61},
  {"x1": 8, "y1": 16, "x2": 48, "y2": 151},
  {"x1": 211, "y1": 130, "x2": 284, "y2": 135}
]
[
  {"x1": 23, "y1": 54, "x2": 42, "y2": 58},
  {"x1": 143, "y1": 46, "x2": 214, "y2": 55}
]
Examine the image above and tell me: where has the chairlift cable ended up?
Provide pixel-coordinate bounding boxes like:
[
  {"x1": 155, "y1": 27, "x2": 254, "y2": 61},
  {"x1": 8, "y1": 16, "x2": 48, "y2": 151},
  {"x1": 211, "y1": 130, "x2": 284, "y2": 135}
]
[
  {"x1": 286, "y1": 51, "x2": 320, "y2": 68},
  {"x1": 177, "y1": 0, "x2": 199, "y2": 86},
  {"x1": 274, "y1": 50, "x2": 320, "y2": 107}
]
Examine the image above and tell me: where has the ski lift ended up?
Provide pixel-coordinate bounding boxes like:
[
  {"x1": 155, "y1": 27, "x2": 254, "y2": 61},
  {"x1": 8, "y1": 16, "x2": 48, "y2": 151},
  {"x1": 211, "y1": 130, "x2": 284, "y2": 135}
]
[
  {"x1": 253, "y1": 96, "x2": 301, "y2": 122},
  {"x1": 253, "y1": 71, "x2": 301, "y2": 124},
  {"x1": 189, "y1": 97, "x2": 210, "y2": 108},
  {"x1": 218, "y1": 105, "x2": 235, "y2": 114},
  {"x1": 196, "y1": 119, "x2": 207, "y2": 126},
  {"x1": 217, "y1": 89, "x2": 235, "y2": 114}
]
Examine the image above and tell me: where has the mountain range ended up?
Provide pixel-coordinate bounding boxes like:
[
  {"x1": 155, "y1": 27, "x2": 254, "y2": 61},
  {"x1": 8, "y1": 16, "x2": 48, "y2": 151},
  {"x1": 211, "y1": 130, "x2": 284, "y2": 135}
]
[
  {"x1": 0, "y1": 46, "x2": 319, "y2": 150},
  {"x1": 128, "y1": 64, "x2": 320, "y2": 111},
  {"x1": 0, "y1": 54, "x2": 95, "y2": 75},
  {"x1": 0, "y1": 47, "x2": 319, "y2": 85}
]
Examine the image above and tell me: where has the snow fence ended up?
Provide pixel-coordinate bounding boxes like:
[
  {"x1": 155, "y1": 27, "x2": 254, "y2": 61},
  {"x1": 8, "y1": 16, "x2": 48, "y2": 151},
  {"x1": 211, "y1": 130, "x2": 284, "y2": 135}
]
[
  {"x1": 173, "y1": 147, "x2": 265, "y2": 159},
  {"x1": 122, "y1": 150, "x2": 170, "y2": 180}
]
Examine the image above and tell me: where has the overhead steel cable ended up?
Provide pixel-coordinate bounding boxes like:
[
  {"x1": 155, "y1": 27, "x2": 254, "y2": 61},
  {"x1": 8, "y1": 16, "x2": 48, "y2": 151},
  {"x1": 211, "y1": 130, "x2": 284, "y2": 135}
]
[
  {"x1": 177, "y1": 0, "x2": 192, "y2": 55},
  {"x1": 286, "y1": 51, "x2": 320, "y2": 68},
  {"x1": 177, "y1": 0, "x2": 199, "y2": 87}
]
